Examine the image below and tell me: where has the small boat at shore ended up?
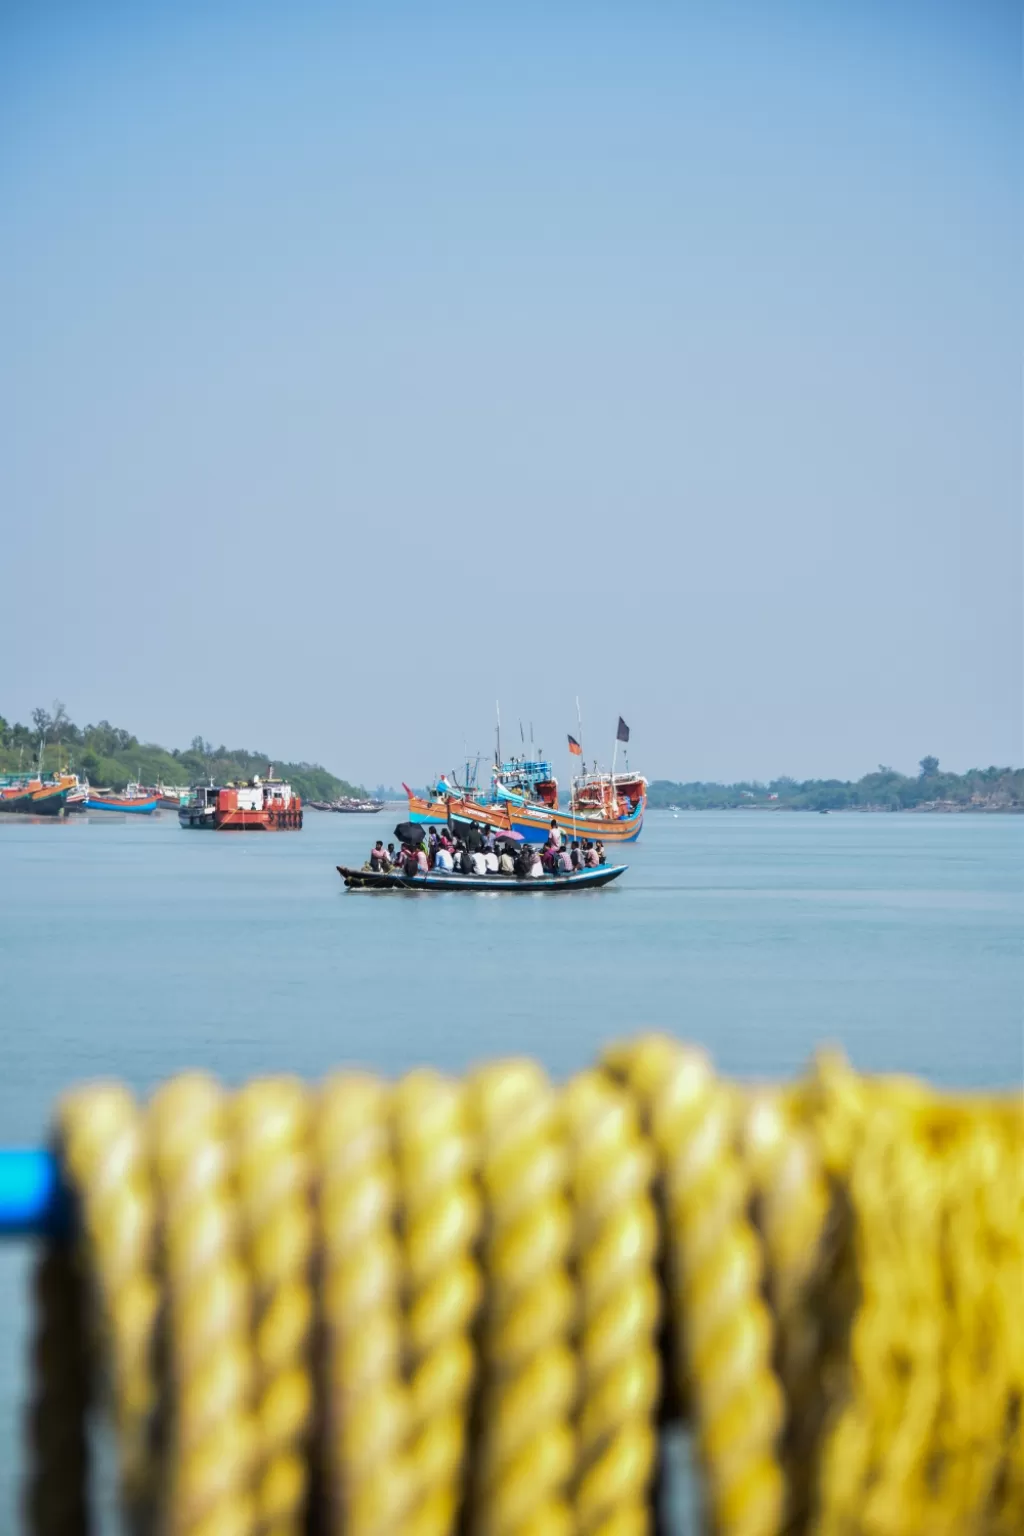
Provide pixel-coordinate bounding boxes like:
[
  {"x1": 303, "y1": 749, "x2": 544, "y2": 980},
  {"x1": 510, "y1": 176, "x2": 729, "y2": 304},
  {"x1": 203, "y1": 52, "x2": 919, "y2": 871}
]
[
  {"x1": 0, "y1": 775, "x2": 71, "y2": 817},
  {"x1": 154, "y1": 784, "x2": 190, "y2": 809},
  {"x1": 85, "y1": 783, "x2": 158, "y2": 814},
  {"x1": 337, "y1": 863, "x2": 626, "y2": 892}
]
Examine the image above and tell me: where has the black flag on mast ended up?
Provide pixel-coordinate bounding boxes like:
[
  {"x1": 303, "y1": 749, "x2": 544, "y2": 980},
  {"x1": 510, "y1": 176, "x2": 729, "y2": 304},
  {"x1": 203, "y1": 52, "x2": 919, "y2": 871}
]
[{"x1": 616, "y1": 717, "x2": 630, "y2": 744}]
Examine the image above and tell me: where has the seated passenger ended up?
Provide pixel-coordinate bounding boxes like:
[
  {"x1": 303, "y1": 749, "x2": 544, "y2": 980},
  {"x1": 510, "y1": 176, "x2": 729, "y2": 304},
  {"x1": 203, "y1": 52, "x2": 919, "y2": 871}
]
[
  {"x1": 385, "y1": 842, "x2": 397, "y2": 869},
  {"x1": 596, "y1": 840, "x2": 607, "y2": 865},
  {"x1": 557, "y1": 846, "x2": 573, "y2": 874},
  {"x1": 369, "y1": 839, "x2": 387, "y2": 872},
  {"x1": 470, "y1": 848, "x2": 488, "y2": 876},
  {"x1": 416, "y1": 844, "x2": 429, "y2": 873},
  {"x1": 400, "y1": 843, "x2": 421, "y2": 876},
  {"x1": 434, "y1": 843, "x2": 454, "y2": 872},
  {"x1": 541, "y1": 844, "x2": 557, "y2": 873},
  {"x1": 457, "y1": 842, "x2": 474, "y2": 874},
  {"x1": 583, "y1": 840, "x2": 599, "y2": 867},
  {"x1": 570, "y1": 841, "x2": 582, "y2": 870},
  {"x1": 527, "y1": 849, "x2": 544, "y2": 877},
  {"x1": 498, "y1": 845, "x2": 515, "y2": 875},
  {"x1": 484, "y1": 847, "x2": 499, "y2": 873}
]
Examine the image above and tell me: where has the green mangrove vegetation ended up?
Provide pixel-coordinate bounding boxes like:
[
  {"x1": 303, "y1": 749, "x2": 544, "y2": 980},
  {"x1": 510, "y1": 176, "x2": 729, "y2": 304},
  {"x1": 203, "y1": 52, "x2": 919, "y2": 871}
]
[
  {"x1": 647, "y1": 760, "x2": 1023, "y2": 812},
  {"x1": 0, "y1": 703, "x2": 365, "y2": 803}
]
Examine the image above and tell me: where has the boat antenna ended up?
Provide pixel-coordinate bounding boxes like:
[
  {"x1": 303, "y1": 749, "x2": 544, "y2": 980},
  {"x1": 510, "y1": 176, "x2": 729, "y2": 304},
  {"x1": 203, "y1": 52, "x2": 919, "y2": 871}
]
[{"x1": 495, "y1": 700, "x2": 501, "y2": 767}]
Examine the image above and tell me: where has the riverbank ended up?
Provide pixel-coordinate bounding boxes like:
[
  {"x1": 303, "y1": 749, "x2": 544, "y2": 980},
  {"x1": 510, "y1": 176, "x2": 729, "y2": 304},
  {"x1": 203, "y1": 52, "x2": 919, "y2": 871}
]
[
  {"x1": 653, "y1": 801, "x2": 1023, "y2": 814},
  {"x1": 648, "y1": 761, "x2": 1023, "y2": 814}
]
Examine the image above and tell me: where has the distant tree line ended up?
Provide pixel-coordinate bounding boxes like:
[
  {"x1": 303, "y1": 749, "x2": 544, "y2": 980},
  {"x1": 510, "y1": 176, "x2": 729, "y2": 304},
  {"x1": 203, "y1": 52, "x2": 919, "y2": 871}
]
[
  {"x1": 0, "y1": 702, "x2": 366, "y2": 803},
  {"x1": 647, "y1": 759, "x2": 1023, "y2": 812}
]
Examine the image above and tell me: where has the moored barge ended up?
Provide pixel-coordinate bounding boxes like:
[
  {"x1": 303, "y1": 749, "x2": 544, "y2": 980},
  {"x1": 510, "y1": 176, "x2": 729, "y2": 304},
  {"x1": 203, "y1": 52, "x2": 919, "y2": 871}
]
[{"x1": 179, "y1": 771, "x2": 302, "y2": 830}]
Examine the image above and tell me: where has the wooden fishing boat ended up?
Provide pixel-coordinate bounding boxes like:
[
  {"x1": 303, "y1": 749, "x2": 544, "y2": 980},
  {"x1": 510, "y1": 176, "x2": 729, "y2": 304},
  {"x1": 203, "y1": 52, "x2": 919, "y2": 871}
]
[
  {"x1": 337, "y1": 863, "x2": 626, "y2": 892},
  {"x1": 85, "y1": 784, "x2": 158, "y2": 814},
  {"x1": 0, "y1": 778, "x2": 69, "y2": 816},
  {"x1": 0, "y1": 771, "x2": 81, "y2": 817},
  {"x1": 404, "y1": 787, "x2": 645, "y2": 844}
]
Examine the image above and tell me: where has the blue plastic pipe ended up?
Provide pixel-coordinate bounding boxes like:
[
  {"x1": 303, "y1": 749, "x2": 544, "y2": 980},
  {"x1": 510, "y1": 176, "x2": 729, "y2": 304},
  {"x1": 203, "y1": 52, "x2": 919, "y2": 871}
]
[{"x1": 0, "y1": 1150, "x2": 70, "y2": 1238}]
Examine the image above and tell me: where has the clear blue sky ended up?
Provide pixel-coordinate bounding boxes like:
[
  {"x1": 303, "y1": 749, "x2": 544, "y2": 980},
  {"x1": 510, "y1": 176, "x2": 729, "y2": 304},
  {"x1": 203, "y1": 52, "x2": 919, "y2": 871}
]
[{"x1": 2, "y1": 1, "x2": 1019, "y2": 785}]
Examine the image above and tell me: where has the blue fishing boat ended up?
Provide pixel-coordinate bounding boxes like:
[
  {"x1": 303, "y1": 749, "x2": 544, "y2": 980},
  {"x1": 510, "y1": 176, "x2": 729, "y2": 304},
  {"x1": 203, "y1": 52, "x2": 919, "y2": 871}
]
[{"x1": 84, "y1": 783, "x2": 158, "y2": 814}]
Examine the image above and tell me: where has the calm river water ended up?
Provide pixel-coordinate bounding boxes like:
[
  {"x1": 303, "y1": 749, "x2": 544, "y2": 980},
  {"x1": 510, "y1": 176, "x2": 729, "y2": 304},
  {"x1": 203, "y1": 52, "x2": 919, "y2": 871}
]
[{"x1": 0, "y1": 807, "x2": 1020, "y2": 1527}]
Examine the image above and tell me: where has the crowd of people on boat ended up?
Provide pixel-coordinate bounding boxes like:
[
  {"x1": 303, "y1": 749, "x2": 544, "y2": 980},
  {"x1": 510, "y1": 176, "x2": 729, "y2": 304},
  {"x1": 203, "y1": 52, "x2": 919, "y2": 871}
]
[{"x1": 365, "y1": 819, "x2": 607, "y2": 879}]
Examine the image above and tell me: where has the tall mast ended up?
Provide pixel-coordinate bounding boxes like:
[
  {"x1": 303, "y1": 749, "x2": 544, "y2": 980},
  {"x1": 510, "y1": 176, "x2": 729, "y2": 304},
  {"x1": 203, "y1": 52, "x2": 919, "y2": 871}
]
[{"x1": 495, "y1": 700, "x2": 501, "y2": 767}]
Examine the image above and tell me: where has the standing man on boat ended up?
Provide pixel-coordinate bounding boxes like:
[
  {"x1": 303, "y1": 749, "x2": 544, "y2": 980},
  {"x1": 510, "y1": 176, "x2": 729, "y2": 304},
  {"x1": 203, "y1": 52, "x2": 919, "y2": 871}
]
[{"x1": 548, "y1": 818, "x2": 562, "y2": 848}]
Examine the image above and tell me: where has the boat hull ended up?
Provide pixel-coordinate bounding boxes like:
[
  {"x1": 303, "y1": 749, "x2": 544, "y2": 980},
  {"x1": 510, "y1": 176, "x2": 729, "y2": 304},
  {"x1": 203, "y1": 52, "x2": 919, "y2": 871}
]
[
  {"x1": 338, "y1": 863, "x2": 626, "y2": 892},
  {"x1": 0, "y1": 787, "x2": 68, "y2": 817},
  {"x1": 179, "y1": 806, "x2": 303, "y2": 830},
  {"x1": 84, "y1": 797, "x2": 158, "y2": 814},
  {"x1": 405, "y1": 792, "x2": 644, "y2": 843}
]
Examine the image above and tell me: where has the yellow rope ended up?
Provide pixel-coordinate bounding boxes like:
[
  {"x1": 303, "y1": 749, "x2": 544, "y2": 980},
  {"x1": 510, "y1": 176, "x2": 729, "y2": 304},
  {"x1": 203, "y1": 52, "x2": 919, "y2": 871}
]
[
  {"x1": 232, "y1": 1077, "x2": 314, "y2": 1536},
  {"x1": 393, "y1": 1070, "x2": 482, "y2": 1536},
  {"x1": 25, "y1": 1037, "x2": 1024, "y2": 1536}
]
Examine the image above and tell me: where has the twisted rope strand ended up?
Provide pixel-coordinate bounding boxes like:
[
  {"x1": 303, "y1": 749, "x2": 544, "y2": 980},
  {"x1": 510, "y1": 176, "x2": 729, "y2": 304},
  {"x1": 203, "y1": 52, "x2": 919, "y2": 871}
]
[
  {"x1": 393, "y1": 1070, "x2": 483, "y2": 1536},
  {"x1": 317, "y1": 1073, "x2": 411, "y2": 1536},
  {"x1": 563, "y1": 1069, "x2": 660, "y2": 1536},
  {"x1": 232, "y1": 1077, "x2": 315, "y2": 1536},
  {"x1": 604, "y1": 1036, "x2": 785, "y2": 1536},
  {"x1": 56, "y1": 1083, "x2": 159, "y2": 1521},
  {"x1": 149, "y1": 1073, "x2": 258, "y2": 1536},
  {"x1": 470, "y1": 1059, "x2": 577, "y2": 1536}
]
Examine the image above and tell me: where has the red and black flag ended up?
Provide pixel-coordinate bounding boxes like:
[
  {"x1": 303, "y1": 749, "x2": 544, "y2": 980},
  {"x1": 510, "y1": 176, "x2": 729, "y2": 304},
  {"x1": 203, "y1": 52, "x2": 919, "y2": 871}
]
[
  {"x1": 616, "y1": 717, "x2": 630, "y2": 744},
  {"x1": 567, "y1": 734, "x2": 582, "y2": 756}
]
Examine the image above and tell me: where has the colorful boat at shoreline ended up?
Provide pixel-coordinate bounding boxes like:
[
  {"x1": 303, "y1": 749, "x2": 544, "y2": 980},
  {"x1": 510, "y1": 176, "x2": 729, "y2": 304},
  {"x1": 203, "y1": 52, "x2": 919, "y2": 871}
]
[
  {"x1": 0, "y1": 773, "x2": 73, "y2": 817},
  {"x1": 84, "y1": 783, "x2": 158, "y2": 814},
  {"x1": 179, "y1": 771, "x2": 302, "y2": 831},
  {"x1": 154, "y1": 784, "x2": 190, "y2": 809}
]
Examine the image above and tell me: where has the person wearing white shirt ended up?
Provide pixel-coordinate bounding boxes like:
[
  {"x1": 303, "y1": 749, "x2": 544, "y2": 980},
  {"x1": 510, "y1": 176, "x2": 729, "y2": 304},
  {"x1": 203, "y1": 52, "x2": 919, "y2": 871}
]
[
  {"x1": 470, "y1": 850, "x2": 488, "y2": 876},
  {"x1": 434, "y1": 846, "x2": 454, "y2": 872},
  {"x1": 483, "y1": 850, "x2": 499, "y2": 873},
  {"x1": 528, "y1": 851, "x2": 543, "y2": 877}
]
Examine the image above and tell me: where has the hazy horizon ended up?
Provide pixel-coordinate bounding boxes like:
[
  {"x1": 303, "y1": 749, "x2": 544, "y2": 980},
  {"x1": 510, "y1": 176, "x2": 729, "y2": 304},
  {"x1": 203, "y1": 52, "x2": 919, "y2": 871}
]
[{"x1": 3, "y1": 1, "x2": 1020, "y2": 787}]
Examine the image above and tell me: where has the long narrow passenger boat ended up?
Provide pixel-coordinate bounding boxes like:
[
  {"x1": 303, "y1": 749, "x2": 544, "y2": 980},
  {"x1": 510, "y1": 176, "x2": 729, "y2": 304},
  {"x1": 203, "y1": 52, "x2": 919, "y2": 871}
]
[{"x1": 338, "y1": 863, "x2": 626, "y2": 892}]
